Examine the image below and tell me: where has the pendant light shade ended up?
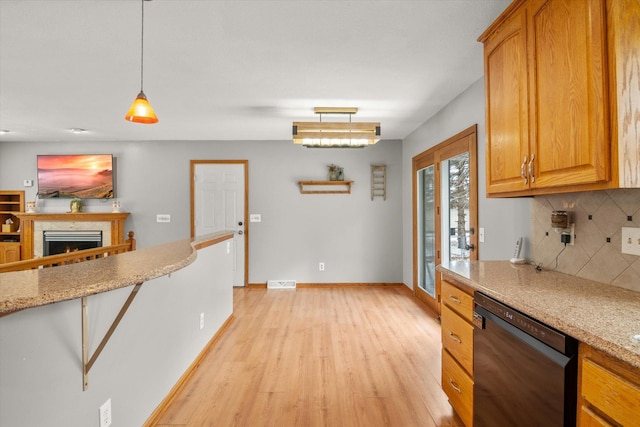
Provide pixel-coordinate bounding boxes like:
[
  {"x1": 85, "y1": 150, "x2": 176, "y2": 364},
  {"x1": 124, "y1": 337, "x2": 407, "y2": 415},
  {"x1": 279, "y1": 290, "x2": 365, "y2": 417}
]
[
  {"x1": 125, "y1": 0, "x2": 158, "y2": 124},
  {"x1": 125, "y1": 91, "x2": 158, "y2": 123}
]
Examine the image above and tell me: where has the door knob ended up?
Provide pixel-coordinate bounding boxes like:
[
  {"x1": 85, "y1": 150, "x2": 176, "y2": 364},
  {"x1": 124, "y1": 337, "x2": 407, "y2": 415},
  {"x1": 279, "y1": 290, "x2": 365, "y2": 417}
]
[
  {"x1": 237, "y1": 230, "x2": 243, "y2": 235},
  {"x1": 465, "y1": 243, "x2": 475, "y2": 251},
  {"x1": 238, "y1": 221, "x2": 243, "y2": 226}
]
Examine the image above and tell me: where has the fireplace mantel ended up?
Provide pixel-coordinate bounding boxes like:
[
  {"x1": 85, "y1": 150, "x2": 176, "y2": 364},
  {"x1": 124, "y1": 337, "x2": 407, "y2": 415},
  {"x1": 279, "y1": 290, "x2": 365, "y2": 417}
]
[{"x1": 15, "y1": 212, "x2": 130, "y2": 260}]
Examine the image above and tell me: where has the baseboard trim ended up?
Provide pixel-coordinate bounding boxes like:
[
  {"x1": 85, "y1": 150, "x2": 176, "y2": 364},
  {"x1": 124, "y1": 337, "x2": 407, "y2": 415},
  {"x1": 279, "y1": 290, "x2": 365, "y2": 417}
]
[
  {"x1": 143, "y1": 314, "x2": 235, "y2": 427},
  {"x1": 248, "y1": 282, "x2": 407, "y2": 288}
]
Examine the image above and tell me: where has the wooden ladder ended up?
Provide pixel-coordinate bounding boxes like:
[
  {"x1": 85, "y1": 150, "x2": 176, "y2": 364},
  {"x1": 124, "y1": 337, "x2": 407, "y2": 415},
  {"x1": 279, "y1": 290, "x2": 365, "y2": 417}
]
[{"x1": 371, "y1": 165, "x2": 387, "y2": 201}]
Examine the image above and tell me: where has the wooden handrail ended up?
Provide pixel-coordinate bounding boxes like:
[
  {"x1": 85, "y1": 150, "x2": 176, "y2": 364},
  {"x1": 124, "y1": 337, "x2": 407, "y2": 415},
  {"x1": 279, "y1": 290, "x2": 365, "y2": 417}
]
[{"x1": 0, "y1": 231, "x2": 136, "y2": 273}]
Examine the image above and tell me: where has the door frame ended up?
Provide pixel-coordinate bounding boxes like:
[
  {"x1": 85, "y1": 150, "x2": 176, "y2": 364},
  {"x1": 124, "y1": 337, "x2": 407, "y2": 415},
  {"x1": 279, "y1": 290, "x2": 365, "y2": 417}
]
[
  {"x1": 412, "y1": 125, "x2": 478, "y2": 314},
  {"x1": 190, "y1": 160, "x2": 249, "y2": 286}
]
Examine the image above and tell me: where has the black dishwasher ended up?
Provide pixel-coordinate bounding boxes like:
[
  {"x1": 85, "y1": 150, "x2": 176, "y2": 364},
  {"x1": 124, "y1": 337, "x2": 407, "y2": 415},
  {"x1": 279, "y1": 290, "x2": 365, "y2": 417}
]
[{"x1": 473, "y1": 292, "x2": 578, "y2": 427}]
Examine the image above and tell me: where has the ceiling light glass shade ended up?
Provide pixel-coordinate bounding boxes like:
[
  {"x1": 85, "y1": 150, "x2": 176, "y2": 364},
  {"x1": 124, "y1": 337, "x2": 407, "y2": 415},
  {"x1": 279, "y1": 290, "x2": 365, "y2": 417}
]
[
  {"x1": 292, "y1": 122, "x2": 381, "y2": 148},
  {"x1": 125, "y1": 91, "x2": 158, "y2": 124}
]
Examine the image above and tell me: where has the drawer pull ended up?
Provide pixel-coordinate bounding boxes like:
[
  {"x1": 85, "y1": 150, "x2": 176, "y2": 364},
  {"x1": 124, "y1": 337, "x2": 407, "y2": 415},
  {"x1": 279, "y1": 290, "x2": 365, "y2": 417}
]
[
  {"x1": 449, "y1": 331, "x2": 462, "y2": 343},
  {"x1": 449, "y1": 378, "x2": 462, "y2": 394},
  {"x1": 448, "y1": 295, "x2": 461, "y2": 304}
]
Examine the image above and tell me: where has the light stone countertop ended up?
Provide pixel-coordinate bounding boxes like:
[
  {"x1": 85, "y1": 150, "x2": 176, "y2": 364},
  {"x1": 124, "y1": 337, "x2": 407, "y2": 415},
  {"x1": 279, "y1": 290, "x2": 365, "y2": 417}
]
[
  {"x1": 437, "y1": 260, "x2": 640, "y2": 369},
  {"x1": 0, "y1": 231, "x2": 234, "y2": 314}
]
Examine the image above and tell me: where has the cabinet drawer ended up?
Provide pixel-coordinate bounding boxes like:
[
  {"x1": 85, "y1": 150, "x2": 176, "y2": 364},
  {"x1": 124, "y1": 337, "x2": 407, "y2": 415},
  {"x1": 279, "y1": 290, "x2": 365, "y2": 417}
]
[
  {"x1": 441, "y1": 304, "x2": 473, "y2": 376},
  {"x1": 582, "y1": 358, "x2": 640, "y2": 426},
  {"x1": 441, "y1": 279, "x2": 474, "y2": 322},
  {"x1": 442, "y1": 349, "x2": 473, "y2": 427}
]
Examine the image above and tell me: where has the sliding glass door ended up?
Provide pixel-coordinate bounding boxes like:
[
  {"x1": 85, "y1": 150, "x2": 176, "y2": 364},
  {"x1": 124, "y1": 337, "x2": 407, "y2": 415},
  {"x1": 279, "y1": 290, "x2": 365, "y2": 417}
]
[
  {"x1": 416, "y1": 156, "x2": 437, "y2": 301},
  {"x1": 413, "y1": 125, "x2": 478, "y2": 315},
  {"x1": 441, "y1": 151, "x2": 473, "y2": 264}
]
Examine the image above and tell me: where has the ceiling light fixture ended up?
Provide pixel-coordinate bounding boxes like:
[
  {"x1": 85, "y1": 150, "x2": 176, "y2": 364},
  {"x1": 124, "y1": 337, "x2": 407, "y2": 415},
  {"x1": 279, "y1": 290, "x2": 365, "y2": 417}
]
[
  {"x1": 69, "y1": 128, "x2": 87, "y2": 134},
  {"x1": 125, "y1": 0, "x2": 158, "y2": 124},
  {"x1": 292, "y1": 107, "x2": 381, "y2": 148}
]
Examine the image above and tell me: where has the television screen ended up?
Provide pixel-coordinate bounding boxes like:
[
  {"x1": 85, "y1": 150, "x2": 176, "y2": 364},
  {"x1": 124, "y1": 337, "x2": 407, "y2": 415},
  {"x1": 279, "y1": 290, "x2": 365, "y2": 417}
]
[{"x1": 37, "y1": 154, "x2": 114, "y2": 199}]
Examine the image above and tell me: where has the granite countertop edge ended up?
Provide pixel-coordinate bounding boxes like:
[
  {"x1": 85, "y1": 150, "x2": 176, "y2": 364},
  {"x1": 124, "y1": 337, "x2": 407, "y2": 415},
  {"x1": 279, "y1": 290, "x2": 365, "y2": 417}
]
[
  {"x1": 437, "y1": 260, "x2": 640, "y2": 369},
  {"x1": 0, "y1": 231, "x2": 234, "y2": 314}
]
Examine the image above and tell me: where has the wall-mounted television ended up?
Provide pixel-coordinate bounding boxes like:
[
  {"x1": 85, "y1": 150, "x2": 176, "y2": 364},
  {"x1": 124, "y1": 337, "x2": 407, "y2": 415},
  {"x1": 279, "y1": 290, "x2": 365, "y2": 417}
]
[{"x1": 37, "y1": 154, "x2": 114, "y2": 199}]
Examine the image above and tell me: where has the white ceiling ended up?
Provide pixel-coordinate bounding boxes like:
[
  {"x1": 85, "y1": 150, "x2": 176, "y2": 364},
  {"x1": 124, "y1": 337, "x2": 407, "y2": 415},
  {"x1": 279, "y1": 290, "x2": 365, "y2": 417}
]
[{"x1": 0, "y1": 0, "x2": 509, "y2": 143}]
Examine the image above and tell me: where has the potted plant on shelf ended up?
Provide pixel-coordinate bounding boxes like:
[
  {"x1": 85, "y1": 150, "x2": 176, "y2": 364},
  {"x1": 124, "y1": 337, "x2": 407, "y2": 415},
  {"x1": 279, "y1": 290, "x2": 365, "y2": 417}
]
[{"x1": 70, "y1": 198, "x2": 82, "y2": 213}]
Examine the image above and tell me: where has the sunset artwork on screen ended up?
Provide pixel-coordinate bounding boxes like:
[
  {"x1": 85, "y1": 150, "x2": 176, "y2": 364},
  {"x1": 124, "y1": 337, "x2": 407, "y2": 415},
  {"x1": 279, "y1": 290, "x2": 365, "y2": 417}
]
[{"x1": 37, "y1": 154, "x2": 114, "y2": 199}]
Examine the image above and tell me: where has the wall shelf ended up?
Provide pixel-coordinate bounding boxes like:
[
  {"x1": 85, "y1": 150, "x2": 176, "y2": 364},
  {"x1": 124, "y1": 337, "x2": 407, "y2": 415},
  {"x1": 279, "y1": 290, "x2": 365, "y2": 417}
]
[{"x1": 298, "y1": 180, "x2": 354, "y2": 194}]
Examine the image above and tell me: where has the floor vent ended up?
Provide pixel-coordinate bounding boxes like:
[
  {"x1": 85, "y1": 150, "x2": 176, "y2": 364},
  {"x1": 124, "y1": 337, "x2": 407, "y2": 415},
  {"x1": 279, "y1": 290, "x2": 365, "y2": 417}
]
[{"x1": 267, "y1": 280, "x2": 296, "y2": 289}]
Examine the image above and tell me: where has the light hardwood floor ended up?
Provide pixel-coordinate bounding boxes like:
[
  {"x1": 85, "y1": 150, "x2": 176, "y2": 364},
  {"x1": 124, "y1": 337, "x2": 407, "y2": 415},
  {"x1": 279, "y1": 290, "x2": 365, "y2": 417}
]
[{"x1": 151, "y1": 286, "x2": 464, "y2": 427}]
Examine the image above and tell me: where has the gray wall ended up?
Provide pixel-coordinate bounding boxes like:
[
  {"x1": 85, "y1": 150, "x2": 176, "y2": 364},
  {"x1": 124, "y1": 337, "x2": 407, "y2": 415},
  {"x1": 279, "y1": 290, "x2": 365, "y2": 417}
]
[
  {"x1": 401, "y1": 78, "x2": 531, "y2": 288},
  {"x1": 0, "y1": 140, "x2": 403, "y2": 284},
  {"x1": 0, "y1": 240, "x2": 233, "y2": 427}
]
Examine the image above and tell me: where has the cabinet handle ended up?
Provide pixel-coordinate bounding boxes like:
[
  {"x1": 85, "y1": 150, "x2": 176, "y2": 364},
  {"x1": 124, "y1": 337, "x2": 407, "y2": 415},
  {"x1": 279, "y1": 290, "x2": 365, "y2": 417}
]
[
  {"x1": 449, "y1": 378, "x2": 462, "y2": 394},
  {"x1": 449, "y1": 331, "x2": 462, "y2": 343},
  {"x1": 448, "y1": 295, "x2": 461, "y2": 304},
  {"x1": 528, "y1": 153, "x2": 535, "y2": 183},
  {"x1": 521, "y1": 156, "x2": 528, "y2": 184}
]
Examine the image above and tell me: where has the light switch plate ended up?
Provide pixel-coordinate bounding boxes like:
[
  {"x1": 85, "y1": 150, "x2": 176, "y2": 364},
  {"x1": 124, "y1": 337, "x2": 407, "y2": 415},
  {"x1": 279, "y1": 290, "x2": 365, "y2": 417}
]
[
  {"x1": 250, "y1": 214, "x2": 261, "y2": 222},
  {"x1": 621, "y1": 227, "x2": 640, "y2": 256},
  {"x1": 156, "y1": 214, "x2": 171, "y2": 223}
]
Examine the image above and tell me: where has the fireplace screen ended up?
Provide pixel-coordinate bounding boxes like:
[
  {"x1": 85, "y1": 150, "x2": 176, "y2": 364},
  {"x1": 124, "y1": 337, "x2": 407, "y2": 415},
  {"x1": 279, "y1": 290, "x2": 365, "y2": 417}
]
[{"x1": 43, "y1": 230, "x2": 103, "y2": 256}]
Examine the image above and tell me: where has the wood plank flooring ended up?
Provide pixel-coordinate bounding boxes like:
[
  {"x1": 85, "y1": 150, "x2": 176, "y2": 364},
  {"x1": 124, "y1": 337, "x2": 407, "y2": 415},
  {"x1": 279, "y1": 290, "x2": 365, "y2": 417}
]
[{"x1": 151, "y1": 286, "x2": 463, "y2": 427}]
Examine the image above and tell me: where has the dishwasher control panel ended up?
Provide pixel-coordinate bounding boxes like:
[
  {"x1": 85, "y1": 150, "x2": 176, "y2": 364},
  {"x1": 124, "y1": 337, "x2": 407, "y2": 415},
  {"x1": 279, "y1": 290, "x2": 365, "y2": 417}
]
[{"x1": 474, "y1": 292, "x2": 569, "y2": 354}]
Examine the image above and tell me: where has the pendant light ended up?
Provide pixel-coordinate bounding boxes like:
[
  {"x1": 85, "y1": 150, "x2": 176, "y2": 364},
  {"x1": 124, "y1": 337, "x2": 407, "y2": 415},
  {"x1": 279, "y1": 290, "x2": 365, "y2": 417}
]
[
  {"x1": 292, "y1": 107, "x2": 381, "y2": 148},
  {"x1": 125, "y1": 0, "x2": 158, "y2": 124}
]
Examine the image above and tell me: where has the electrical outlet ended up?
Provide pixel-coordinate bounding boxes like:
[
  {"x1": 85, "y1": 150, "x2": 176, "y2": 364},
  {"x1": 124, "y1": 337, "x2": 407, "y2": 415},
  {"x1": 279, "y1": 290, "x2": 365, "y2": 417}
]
[
  {"x1": 199, "y1": 312, "x2": 205, "y2": 330},
  {"x1": 99, "y1": 398, "x2": 112, "y2": 427},
  {"x1": 622, "y1": 227, "x2": 640, "y2": 256},
  {"x1": 560, "y1": 223, "x2": 575, "y2": 246},
  {"x1": 23, "y1": 179, "x2": 33, "y2": 187},
  {"x1": 319, "y1": 262, "x2": 325, "y2": 271}
]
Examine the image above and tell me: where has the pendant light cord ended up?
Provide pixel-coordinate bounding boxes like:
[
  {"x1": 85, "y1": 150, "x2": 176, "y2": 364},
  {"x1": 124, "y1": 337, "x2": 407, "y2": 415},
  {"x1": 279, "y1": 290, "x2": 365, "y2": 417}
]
[{"x1": 140, "y1": 0, "x2": 145, "y2": 92}]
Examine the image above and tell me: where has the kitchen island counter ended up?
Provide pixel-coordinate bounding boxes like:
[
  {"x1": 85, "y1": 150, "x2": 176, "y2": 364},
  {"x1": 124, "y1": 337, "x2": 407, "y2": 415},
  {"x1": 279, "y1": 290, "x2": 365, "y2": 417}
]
[
  {"x1": 437, "y1": 260, "x2": 640, "y2": 369},
  {"x1": 0, "y1": 231, "x2": 234, "y2": 314}
]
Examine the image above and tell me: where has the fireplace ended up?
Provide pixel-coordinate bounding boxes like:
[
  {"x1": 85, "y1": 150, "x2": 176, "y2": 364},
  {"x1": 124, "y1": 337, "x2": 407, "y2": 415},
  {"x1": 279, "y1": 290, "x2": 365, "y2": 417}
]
[
  {"x1": 43, "y1": 230, "x2": 103, "y2": 256},
  {"x1": 14, "y1": 212, "x2": 129, "y2": 259}
]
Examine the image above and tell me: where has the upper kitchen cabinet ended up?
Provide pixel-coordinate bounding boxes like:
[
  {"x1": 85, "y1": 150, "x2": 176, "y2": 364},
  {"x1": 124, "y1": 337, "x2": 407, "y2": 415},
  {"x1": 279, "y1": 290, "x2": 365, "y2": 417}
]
[
  {"x1": 481, "y1": 3, "x2": 529, "y2": 194},
  {"x1": 609, "y1": 0, "x2": 640, "y2": 188},
  {"x1": 480, "y1": 0, "x2": 640, "y2": 197}
]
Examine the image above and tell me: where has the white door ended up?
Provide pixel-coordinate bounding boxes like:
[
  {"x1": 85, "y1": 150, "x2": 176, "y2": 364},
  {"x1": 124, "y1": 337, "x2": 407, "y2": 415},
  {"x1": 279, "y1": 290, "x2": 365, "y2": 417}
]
[{"x1": 193, "y1": 162, "x2": 246, "y2": 286}]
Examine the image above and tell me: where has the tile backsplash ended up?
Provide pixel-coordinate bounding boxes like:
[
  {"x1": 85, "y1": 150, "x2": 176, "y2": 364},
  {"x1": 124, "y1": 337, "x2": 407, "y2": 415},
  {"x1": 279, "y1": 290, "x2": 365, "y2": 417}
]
[{"x1": 531, "y1": 189, "x2": 640, "y2": 292}]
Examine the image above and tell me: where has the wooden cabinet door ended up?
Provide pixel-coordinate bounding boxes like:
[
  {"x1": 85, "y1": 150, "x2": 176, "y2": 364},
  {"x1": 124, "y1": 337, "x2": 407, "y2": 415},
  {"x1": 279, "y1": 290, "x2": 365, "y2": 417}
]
[
  {"x1": 484, "y1": 7, "x2": 530, "y2": 194},
  {"x1": 608, "y1": 0, "x2": 640, "y2": 188},
  {"x1": 0, "y1": 243, "x2": 21, "y2": 264},
  {"x1": 527, "y1": 0, "x2": 609, "y2": 188}
]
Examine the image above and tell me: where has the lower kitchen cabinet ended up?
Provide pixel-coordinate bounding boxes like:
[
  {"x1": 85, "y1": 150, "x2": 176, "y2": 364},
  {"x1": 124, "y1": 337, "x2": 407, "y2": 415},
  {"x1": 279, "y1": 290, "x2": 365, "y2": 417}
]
[
  {"x1": 441, "y1": 277, "x2": 474, "y2": 426},
  {"x1": 578, "y1": 343, "x2": 640, "y2": 426}
]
